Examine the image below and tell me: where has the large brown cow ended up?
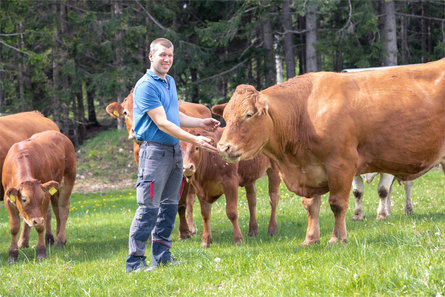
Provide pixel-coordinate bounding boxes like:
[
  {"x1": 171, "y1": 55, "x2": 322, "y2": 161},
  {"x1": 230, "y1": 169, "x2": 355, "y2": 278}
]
[
  {"x1": 2, "y1": 130, "x2": 76, "y2": 262},
  {"x1": 106, "y1": 89, "x2": 212, "y2": 238},
  {"x1": 215, "y1": 58, "x2": 445, "y2": 245},
  {"x1": 0, "y1": 111, "x2": 59, "y2": 200},
  {"x1": 181, "y1": 127, "x2": 281, "y2": 247}
]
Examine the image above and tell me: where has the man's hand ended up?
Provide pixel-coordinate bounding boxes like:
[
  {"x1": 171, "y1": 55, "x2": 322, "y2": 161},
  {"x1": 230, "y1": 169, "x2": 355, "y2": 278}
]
[
  {"x1": 195, "y1": 135, "x2": 218, "y2": 152},
  {"x1": 200, "y1": 118, "x2": 220, "y2": 132}
]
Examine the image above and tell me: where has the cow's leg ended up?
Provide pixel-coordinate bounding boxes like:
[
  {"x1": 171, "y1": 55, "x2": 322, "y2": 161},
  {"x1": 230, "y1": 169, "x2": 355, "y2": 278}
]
[
  {"x1": 376, "y1": 173, "x2": 394, "y2": 220},
  {"x1": 17, "y1": 220, "x2": 30, "y2": 249},
  {"x1": 178, "y1": 180, "x2": 192, "y2": 240},
  {"x1": 45, "y1": 206, "x2": 55, "y2": 245},
  {"x1": 35, "y1": 225, "x2": 46, "y2": 261},
  {"x1": 301, "y1": 196, "x2": 321, "y2": 245},
  {"x1": 224, "y1": 184, "x2": 244, "y2": 245},
  {"x1": 352, "y1": 176, "x2": 365, "y2": 221},
  {"x1": 266, "y1": 165, "x2": 280, "y2": 236},
  {"x1": 186, "y1": 185, "x2": 196, "y2": 234},
  {"x1": 55, "y1": 174, "x2": 74, "y2": 247},
  {"x1": 404, "y1": 180, "x2": 414, "y2": 215},
  {"x1": 7, "y1": 209, "x2": 20, "y2": 263},
  {"x1": 199, "y1": 198, "x2": 213, "y2": 248},
  {"x1": 326, "y1": 160, "x2": 356, "y2": 244},
  {"x1": 245, "y1": 183, "x2": 258, "y2": 237}
]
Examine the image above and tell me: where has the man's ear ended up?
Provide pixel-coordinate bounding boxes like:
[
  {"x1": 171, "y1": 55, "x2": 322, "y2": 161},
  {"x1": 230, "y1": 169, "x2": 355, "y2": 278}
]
[
  {"x1": 6, "y1": 188, "x2": 19, "y2": 204},
  {"x1": 106, "y1": 102, "x2": 124, "y2": 118},
  {"x1": 41, "y1": 181, "x2": 60, "y2": 196},
  {"x1": 211, "y1": 103, "x2": 227, "y2": 117}
]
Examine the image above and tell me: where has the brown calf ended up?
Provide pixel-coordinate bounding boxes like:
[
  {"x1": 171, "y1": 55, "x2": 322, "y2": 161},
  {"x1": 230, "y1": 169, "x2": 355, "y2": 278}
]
[
  {"x1": 181, "y1": 127, "x2": 281, "y2": 247},
  {"x1": 2, "y1": 131, "x2": 76, "y2": 262}
]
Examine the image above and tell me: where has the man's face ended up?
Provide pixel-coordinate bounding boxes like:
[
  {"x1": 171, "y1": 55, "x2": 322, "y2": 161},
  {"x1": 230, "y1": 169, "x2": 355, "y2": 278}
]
[{"x1": 149, "y1": 44, "x2": 174, "y2": 78}]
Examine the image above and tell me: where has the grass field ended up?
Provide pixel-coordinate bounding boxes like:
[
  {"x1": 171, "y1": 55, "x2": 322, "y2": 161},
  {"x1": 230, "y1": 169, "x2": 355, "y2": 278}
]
[
  {"x1": 0, "y1": 129, "x2": 444, "y2": 296},
  {"x1": 0, "y1": 170, "x2": 444, "y2": 296}
]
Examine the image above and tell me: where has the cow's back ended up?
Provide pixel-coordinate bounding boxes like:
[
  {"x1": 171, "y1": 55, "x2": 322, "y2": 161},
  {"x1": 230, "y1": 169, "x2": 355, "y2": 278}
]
[
  {"x1": 179, "y1": 101, "x2": 212, "y2": 118},
  {"x1": 2, "y1": 130, "x2": 74, "y2": 189},
  {"x1": 0, "y1": 112, "x2": 59, "y2": 198}
]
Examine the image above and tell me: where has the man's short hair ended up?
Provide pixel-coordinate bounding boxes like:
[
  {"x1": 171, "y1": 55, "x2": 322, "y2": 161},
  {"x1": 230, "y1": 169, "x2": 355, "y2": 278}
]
[{"x1": 150, "y1": 38, "x2": 174, "y2": 54}]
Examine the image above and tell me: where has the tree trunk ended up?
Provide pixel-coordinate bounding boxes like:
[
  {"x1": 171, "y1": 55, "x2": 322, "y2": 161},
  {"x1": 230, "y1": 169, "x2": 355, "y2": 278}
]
[
  {"x1": 297, "y1": 15, "x2": 306, "y2": 74},
  {"x1": 112, "y1": 0, "x2": 124, "y2": 130},
  {"x1": 51, "y1": 2, "x2": 61, "y2": 128},
  {"x1": 87, "y1": 84, "x2": 99, "y2": 127},
  {"x1": 18, "y1": 22, "x2": 25, "y2": 111},
  {"x1": 305, "y1": 4, "x2": 319, "y2": 72},
  {"x1": 282, "y1": 0, "x2": 296, "y2": 79},
  {"x1": 0, "y1": 50, "x2": 4, "y2": 112},
  {"x1": 262, "y1": 19, "x2": 276, "y2": 87},
  {"x1": 274, "y1": 36, "x2": 283, "y2": 84},
  {"x1": 256, "y1": 57, "x2": 262, "y2": 90},
  {"x1": 190, "y1": 68, "x2": 199, "y2": 103},
  {"x1": 401, "y1": 14, "x2": 410, "y2": 64},
  {"x1": 381, "y1": 0, "x2": 398, "y2": 66}
]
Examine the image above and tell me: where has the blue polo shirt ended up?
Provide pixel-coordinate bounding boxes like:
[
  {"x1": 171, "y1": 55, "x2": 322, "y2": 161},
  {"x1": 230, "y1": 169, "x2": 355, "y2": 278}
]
[{"x1": 133, "y1": 70, "x2": 180, "y2": 145}]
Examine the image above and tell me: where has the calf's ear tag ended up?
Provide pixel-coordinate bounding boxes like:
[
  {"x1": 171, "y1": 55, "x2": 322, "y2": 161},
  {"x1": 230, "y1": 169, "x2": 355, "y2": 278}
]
[
  {"x1": 113, "y1": 111, "x2": 120, "y2": 117},
  {"x1": 9, "y1": 194, "x2": 16, "y2": 203},
  {"x1": 49, "y1": 187, "x2": 57, "y2": 195}
]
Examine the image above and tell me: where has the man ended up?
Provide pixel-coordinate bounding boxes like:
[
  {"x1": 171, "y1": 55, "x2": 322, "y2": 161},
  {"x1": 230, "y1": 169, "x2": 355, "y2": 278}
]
[{"x1": 125, "y1": 38, "x2": 220, "y2": 273}]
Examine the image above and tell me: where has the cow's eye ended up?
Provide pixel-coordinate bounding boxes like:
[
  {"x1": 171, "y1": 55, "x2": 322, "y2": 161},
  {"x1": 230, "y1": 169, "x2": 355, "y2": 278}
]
[
  {"x1": 245, "y1": 111, "x2": 254, "y2": 119},
  {"x1": 195, "y1": 146, "x2": 199, "y2": 151},
  {"x1": 123, "y1": 110, "x2": 128, "y2": 116},
  {"x1": 21, "y1": 197, "x2": 28, "y2": 203}
]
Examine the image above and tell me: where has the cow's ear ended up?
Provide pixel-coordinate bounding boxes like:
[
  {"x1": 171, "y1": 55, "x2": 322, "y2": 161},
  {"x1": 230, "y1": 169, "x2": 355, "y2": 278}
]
[
  {"x1": 130, "y1": 87, "x2": 134, "y2": 94},
  {"x1": 6, "y1": 188, "x2": 19, "y2": 204},
  {"x1": 41, "y1": 181, "x2": 60, "y2": 196},
  {"x1": 106, "y1": 102, "x2": 124, "y2": 118},
  {"x1": 211, "y1": 104, "x2": 227, "y2": 117},
  {"x1": 255, "y1": 94, "x2": 269, "y2": 116}
]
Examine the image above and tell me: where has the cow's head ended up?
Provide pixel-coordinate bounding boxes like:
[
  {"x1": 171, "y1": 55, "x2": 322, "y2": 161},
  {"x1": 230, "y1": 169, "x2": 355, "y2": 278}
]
[
  {"x1": 5, "y1": 180, "x2": 59, "y2": 227},
  {"x1": 106, "y1": 88, "x2": 135, "y2": 140},
  {"x1": 214, "y1": 85, "x2": 272, "y2": 163},
  {"x1": 180, "y1": 129, "x2": 216, "y2": 179}
]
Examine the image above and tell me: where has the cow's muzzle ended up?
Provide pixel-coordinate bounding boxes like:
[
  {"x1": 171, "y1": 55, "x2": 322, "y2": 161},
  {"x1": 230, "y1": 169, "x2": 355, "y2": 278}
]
[
  {"x1": 217, "y1": 143, "x2": 241, "y2": 163},
  {"x1": 183, "y1": 164, "x2": 195, "y2": 177}
]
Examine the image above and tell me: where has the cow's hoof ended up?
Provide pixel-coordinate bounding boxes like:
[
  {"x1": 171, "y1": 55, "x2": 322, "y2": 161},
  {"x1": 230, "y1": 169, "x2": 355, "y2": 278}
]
[
  {"x1": 376, "y1": 214, "x2": 387, "y2": 221},
  {"x1": 56, "y1": 240, "x2": 66, "y2": 248},
  {"x1": 46, "y1": 234, "x2": 55, "y2": 246},
  {"x1": 301, "y1": 239, "x2": 320, "y2": 246},
  {"x1": 328, "y1": 238, "x2": 347, "y2": 245},
  {"x1": 189, "y1": 226, "x2": 197, "y2": 235},
  {"x1": 352, "y1": 214, "x2": 364, "y2": 221},
  {"x1": 178, "y1": 232, "x2": 191, "y2": 240},
  {"x1": 201, "y1": 242, "x2": 211, "y2": 248},
  {"x1": 248, "y1": 229, "x2": 258, "y2": 237},
  {"x1": 405, "y1": 207, "x2": 414, "y2": 215},
  {"x1": 8, "y1": 250, "x2": 19, "y2": 263},
  {"x1": 267, "y1": 228, "x2": 277, "y2": 236},
  {"x1": 36, "y1": 246, "x2": 46, "y2": 261}
]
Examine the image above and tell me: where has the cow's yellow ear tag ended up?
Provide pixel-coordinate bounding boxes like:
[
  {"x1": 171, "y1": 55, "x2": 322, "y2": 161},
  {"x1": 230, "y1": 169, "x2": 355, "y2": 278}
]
[
  {"x1": 9, "y1": 194, "x2": 16, "y2": 203},
  {"x1": 49, "y1": 187, "x2": 57, "y2": 195},
  {"x1": 113, "y1": 111, "x2": 120, "y2": 117}
]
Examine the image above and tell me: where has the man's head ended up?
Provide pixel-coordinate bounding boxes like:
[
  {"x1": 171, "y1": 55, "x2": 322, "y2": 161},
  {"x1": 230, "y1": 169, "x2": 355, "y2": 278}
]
[{"x1": 149, "y1": 38, "x2": 174, "y2": 79}]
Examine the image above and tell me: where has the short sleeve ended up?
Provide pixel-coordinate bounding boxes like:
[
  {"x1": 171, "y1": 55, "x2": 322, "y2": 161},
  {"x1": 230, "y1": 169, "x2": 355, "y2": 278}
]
[{"x1": 133, "y1": 81, "x2": 162, "y2": 113}]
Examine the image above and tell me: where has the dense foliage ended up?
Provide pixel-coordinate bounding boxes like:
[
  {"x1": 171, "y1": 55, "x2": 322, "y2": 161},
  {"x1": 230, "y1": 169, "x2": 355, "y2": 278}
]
[{"x1": 1, "y1": 0, "x2": 444, "y2": 145}]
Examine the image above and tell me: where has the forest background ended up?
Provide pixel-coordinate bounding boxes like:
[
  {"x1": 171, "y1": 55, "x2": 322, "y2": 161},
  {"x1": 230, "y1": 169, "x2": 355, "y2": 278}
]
[{"x1": 1, "y1": 0, "x2": 444, "y2": 146}]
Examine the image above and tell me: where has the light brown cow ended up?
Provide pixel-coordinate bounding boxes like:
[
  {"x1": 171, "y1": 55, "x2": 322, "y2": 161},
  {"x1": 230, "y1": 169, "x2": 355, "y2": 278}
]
[
  {"x1": 2, "y1": 130, "x2": 76, "y2": 262},
  {"x1": 106, "y1": 89, "x2": 212, "y2": 239},
  {"x1": 181, "y1": 127, "x2": 281, "y2": 247},
  {"x1": 215, "y1": 58, "x2": 445, "y2": 245},
  {"x1": 0, "y1": 111, "x2": 59, "y2": 200}
]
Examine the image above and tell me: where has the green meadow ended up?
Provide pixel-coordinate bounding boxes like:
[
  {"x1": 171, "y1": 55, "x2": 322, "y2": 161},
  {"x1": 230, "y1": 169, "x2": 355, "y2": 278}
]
[{"x1": 0, "y1": 130, "x2": 444, "y2": 297}]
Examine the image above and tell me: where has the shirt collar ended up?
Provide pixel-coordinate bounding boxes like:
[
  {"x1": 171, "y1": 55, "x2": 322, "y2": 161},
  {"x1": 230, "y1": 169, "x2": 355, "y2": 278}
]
[{"x1": 147, "y1": 69, "x2": 169, "y2": 82}]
